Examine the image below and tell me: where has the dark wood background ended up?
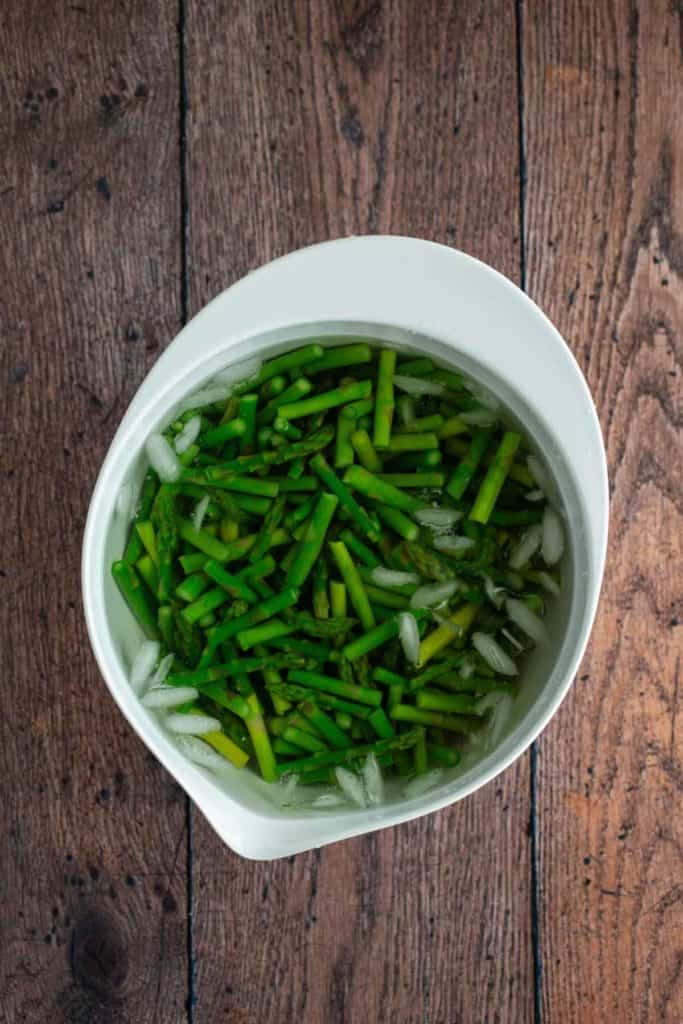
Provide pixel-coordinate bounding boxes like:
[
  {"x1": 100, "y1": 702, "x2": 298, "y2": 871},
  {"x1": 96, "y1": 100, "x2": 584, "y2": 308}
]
[{"x1": 1, "y1": 2, "x2": 681, "y2": 1022}]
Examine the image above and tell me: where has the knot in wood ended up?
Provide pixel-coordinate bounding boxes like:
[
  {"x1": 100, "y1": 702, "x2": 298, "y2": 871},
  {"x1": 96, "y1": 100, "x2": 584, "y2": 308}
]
[{"x1": 70, "y1": 909, "x2": 129, "y2": 1000}]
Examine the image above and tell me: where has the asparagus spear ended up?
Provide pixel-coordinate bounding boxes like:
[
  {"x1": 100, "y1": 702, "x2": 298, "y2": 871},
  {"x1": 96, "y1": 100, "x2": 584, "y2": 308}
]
[
  {"x1": 343, "y1": 465, "x2": 423, "y2": 512},
  {"x1": 123, "y1": 472, "x2": 159, "y2": 564},
  {"x1": 306, "y1": 343, "x2": 373, "y2": 373},
  {"x1": 373, "y1": 349, "x2": 396, "y2": 448},
  {"x1": 350, "y1": 429, "x2": 383, "y2": 472},
  {"x1": 112, "y1": 561, "x2": 159, "y2": 638},
  {"x1": 309, "y1": 454, "x2": 380, "y2": 541},
  {"x1": 446, "y1": 428, "x2": 493, "y2": 501},
  {"x1": 469, "y1": 431, "x2": 521, "y2": 523},
  {"x1": 417, "y1": 604, "x2": 478, "y2": 666},
  {"x1": 287, "y1": 669, "x2": 383, "y2": 707},
  {"x1": 273, "y1": 727, "x2": 424, "y2": 777},
  {"x1": 233, "y1": 344, "x2": 324, "y2": 394},
  {"x1": 278, "y1": 379, "x2": 372, "y2": 420},
  {"x1": 390, "y1": 704, "x2": 484, "y2": 734},
  {"x1": 329, "y1": 540, "x2": 375, "y2": 632},
  {"x1": 286, "y1": 492, "x2": 339, "y2": 588}
]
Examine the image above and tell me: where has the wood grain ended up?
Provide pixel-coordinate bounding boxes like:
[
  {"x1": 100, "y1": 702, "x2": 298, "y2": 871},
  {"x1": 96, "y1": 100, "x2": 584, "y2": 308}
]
[
  {"x1": 0, "y1": 4, "x2": 188, "y2": 1021},
  {"x1": 184, "y1": 3, "x2": 533, "y2": 1022},
  {"x1": 523, "y1": 1, "x2": 683, "y2": 1021},
  {"x1": 3, "y1": 1, "x2": 679, "y2": 1021}
]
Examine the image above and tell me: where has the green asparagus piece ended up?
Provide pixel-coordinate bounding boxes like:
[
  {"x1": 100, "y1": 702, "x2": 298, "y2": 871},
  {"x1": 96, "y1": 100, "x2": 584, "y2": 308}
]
[
  {"x1": 136, "y1": 554, "x2": 159, "y2": 595},
  {"x1": 415, "y1": 689, "x2": 483, "y2": 715},
  {"x1": 259, "y1": 376, "x2": 286, "y2": 401},
  {"x1": 339, "y1": 529, "x2": 381, "y2": 568},
  {"x1": 414, "y1": 730, "x2": 429, "y2": 774},
  {"x1": 312, "y1": 558, "x2": 331, "y2": 619},
  {"x1": 273, "y1": 416, "x2": 303, "y2": 441},
  {"x1": 489, "y1": 508, "x2": 544, "y2": 526},
  {"x1": 269, "y1": 476, "x2": 318, "y2": 492},
  {"x1": 288, "y1": 669, "x2": 382, "y2": 707},
  {"x1": 446, "y1": 428, "x2": 494, "y2": 500},
  {"x1": 401, "y1": 541, "x2": 457, "y2": 581},
  {"x1": 286, "y1": 492, "x2": 339, "y2": 588},
  {"x1": 158, "y1": 605, "x2": 174, "y2": 648},
  {"x1": 177, "y1": 518, "x2": 231, "y2": 561},
  {"x1": 374, "y1": 505, "x2": 419, "y2": 541},
  {"x1": 372, "y1": 667, "x2": 409, "y2": 687},
  {"x1": 200, "y1": 417, "x2": 247, "y2": 449},
  {"x1": 300, "y1": 701, "x2": 350, "y2": 749},
  {"x1": 396, "y1": 357, "x2": 434, "y2": 376},
  {"x1": 239, "y1": 689, "x2": 278, "y2": 782},
  {"x1": 427, "y1": 743, "x2": 461, "y2": 767},
  {"x1": 329, "y1": 580, "x2": 347, "y2": 618},
  {"x1": 438, "y1": 416, "x2": 469, "y2": 439},
  {"x1": 195, "y1": 473, "x2": 279, "y2": 497},
  {"x1": 248, "y1": 494, "x2": 286, "y2": 564},
  {"x1": 266, "y1": 635, "x2": 333, "y2": 661},
  {"x1": 284, "y1": 610, "x2": 356, "y2": 634},
  {"x1": 361, "y1": 573, "x2": 414, "y2": 604},
  {"x1": 390, "y1": 704, "x2": 484, "y2": 733},
  {"x1": 203, "y1": 560, "x2": 259, "y2": 603},
  {"x1": 257, "y1": 378, "x2": 313, "y2": 425},
  {"x1": 469, "y1": 431, "x2": 521, "y2": 524},
  {"x1": 233, "y1": 494, "x2": 272, "y2": 516},
  {"x1": 266, "y1": 682, "x2": 371, "y2": 719},
  {"x1": 112, "y1": 561, "x2": 159, "y2": 638},
  {"x1": 278, "y1": 379, "x2": 372, "y2": 420},
  {"x1": 343, "y1": 464, "x2": 423, "y2": 513},
  {"x1": 368, "y1": 707, "x2": 395, "y2": 738},
  {"x1": 182, "y1": 586, "x2": 231, "y2": 624},
  {"x1": 280, "y1": 724, "x2": 328, "y2": 754},
  {"x1": 237, "y1": 618, "x2": 296, "y2": 651},
  {"x1": 342, "y1": 398, "x2": 375, "y2": 421},
  {"x1": 273, "y1": 727, "x2": 424, "y2": 777},
  {"x1": 350, "y1": 429, "x2": 382, "y2": 472},
  {"x1": 123, "y1": 472, "x2": 158, "y2": 564},
  {"x1": 204, "y1": 426, "x2": 334, "y2": 474},
  {"x1": 395, "y1": 413, "x2": 444, "y2": 435},
  {"x1": 386, "y1": 432, "x2": 439, "y2": 453},
  {"x1": 273, "y1": 737, "x2": 305, "y2": 756},
  {"x1": 372, "y1": 348, "x2": 396, "y2": 449},
  {"x1": 307, "y1": 343, "x2": 373, "y2": 373},
  {"x1": 342, "y1": 609, "x2": 427, "y2": 661},
  {"x1": 329, "y1": 540, "x2": 375, "y2": 632},
  {"x1": 233, "y1": 344, "x2": 324, "y2": 394},
  {"x1": 207, "y1": 587, "x2": 300, "y2": 650},
  {"x1": 377, "y1": 472, "x2": 445, "y2": 488},
  {"x1": 135, "y1": 520, "x2": 159, "y2": 567},
  {"x1": 284, "y1": 494, "x2": 316, "y2": 531},
  {"x1": 309, "y1": 454, "x2": 380, "y2": 541},
  {"x1": 333, "y1": 407, "x2": 354, "y2": 468},
  {"x1": 151, "y1": 485, "x2": 178, "y2": 602}
]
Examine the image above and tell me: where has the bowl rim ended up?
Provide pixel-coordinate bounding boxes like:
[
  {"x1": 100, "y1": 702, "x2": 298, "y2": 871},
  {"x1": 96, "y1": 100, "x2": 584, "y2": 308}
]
[{"x1": 82, "y1": 235, "x2": 609, "y2": 858}]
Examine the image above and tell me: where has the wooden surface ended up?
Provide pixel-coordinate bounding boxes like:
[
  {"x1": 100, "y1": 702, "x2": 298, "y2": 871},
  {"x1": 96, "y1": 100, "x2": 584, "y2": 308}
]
[
  {"x1": 0, "y1": 2, "x2": 679, "y2": 1022},
  {"x1": 524, "y1": 2, "x2": 683, "y2": 1021}
]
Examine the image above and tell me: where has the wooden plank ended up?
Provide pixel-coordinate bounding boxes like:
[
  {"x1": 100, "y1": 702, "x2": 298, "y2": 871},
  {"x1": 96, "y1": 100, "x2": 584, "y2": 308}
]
[
  {"x1": 0, "y1": 4, "x2": 188, "y2": 1021},
  {"x1": 184, "y1": 3, "x2": 532, "y2": 1022},
  {"x1": 523, "y1": 1, "x2": 683, "y2": 1020}
]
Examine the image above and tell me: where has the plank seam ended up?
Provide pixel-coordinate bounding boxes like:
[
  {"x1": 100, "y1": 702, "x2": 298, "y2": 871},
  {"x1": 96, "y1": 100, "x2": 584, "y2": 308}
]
[
  {"x1": 178, "y1": 0, "x2": 194, "y2": 1019},
  {"x1": 515, "y1": 2, "x2": 542, "y2": 1021},
  {"x1": 179, "y1": 0, "x2": 190, "y2": 325},
  {"x1": 515, "y1": 0, "x2": 527, "y2": 292}
]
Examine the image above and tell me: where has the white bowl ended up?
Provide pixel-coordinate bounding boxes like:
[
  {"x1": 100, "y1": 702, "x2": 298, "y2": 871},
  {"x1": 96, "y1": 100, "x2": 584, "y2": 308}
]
[{"x1": 82, "y1": 236, "x2": 608, "y2": 860}]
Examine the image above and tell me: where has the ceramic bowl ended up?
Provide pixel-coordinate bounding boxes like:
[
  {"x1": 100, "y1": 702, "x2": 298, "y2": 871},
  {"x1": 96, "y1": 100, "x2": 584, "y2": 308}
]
[{"x1": 82, "y1": 236, "x2": 608, "y2": 859}]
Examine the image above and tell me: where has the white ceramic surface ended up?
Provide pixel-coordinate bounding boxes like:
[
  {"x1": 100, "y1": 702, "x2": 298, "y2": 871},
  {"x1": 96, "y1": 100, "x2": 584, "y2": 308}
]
[{"x1": 82, "y1": 236, "x2": 608, "y2": 860}]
